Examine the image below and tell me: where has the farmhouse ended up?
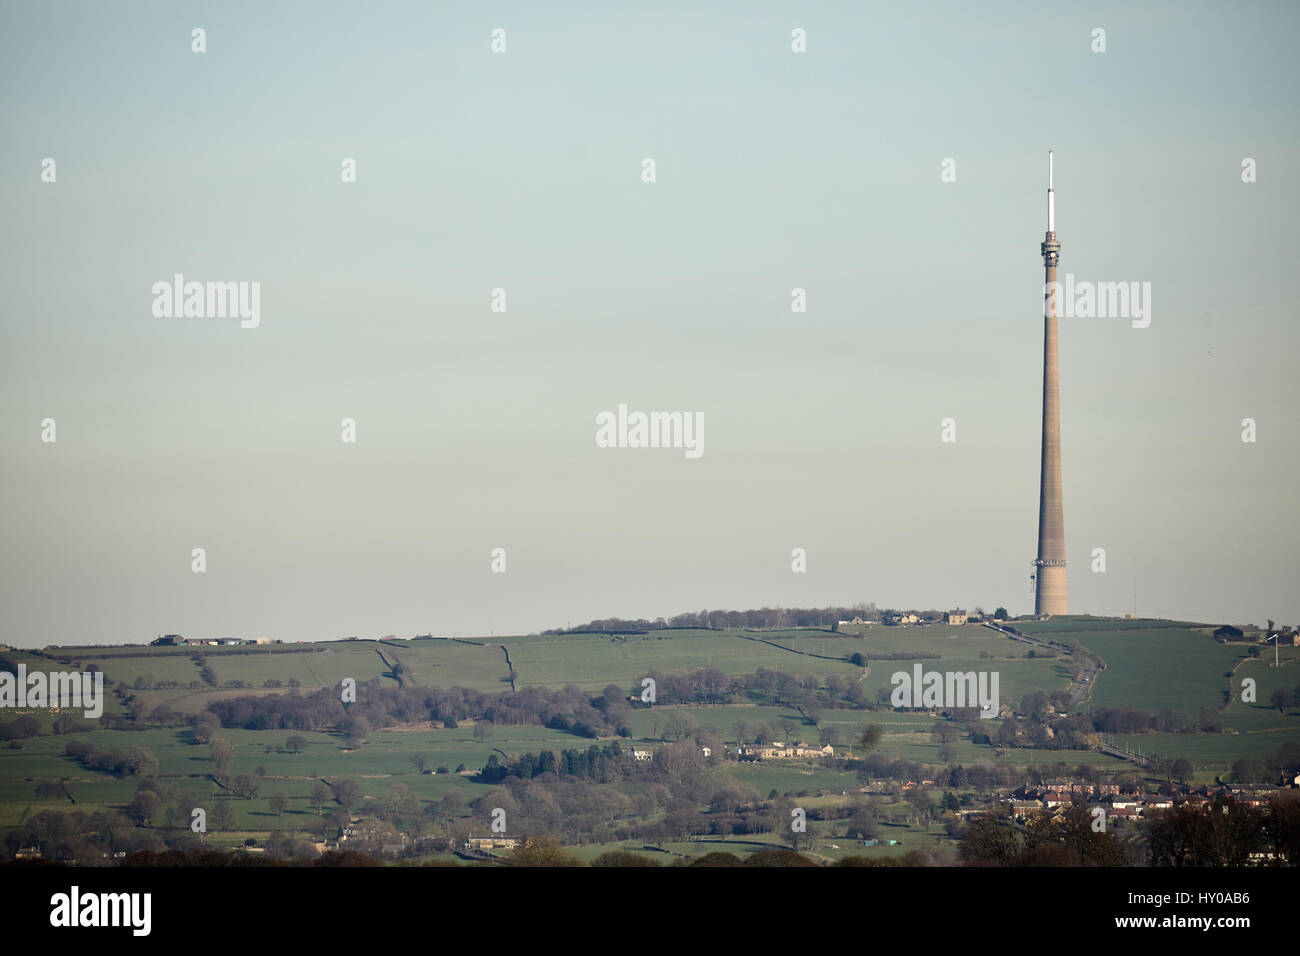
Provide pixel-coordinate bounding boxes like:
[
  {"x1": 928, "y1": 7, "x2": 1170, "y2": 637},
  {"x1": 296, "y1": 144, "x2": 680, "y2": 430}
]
[
  {"x1": 466, "y1": 836, "x2": 520, "y2": 851},
  {"x1": 883, "y1": 612, "x2": 919, "y2": 626},
  {"x1": 735, "y1": 741, "x2": 833, "y2": 760},
  {"x1": 946, "y1": 610, "x2": 968, "y2": 626},
  {"x1": 167, "y1": 635, "x2": 263, "y2": 647}
]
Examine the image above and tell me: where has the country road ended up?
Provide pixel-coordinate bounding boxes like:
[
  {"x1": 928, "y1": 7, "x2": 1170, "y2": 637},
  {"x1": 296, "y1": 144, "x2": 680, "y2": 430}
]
[{"x1": 980, "y1": 620, "x2": 1102, "y2": 711}]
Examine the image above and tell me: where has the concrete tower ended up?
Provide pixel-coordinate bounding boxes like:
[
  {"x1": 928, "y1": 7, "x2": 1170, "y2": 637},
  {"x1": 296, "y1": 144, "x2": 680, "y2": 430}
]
[{"x1": 1034, "y1": 151, "x2": 1067, "y2": 615}]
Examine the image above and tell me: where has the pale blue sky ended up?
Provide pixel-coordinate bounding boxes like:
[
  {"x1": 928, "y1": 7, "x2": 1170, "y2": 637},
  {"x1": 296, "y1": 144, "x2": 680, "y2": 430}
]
[{"x1": 2, "y1": 1, "x2": 1297, "y2": 645}]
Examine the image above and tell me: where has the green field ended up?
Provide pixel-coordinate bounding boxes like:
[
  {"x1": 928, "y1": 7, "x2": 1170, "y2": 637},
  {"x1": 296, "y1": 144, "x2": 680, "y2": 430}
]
[
  {"x1": 1013, "y1": 615, "x2": 1206, "y2": 635},
  {"x1": 1220, "y1": 649, "x2": 1300, "y2": 732},
  {"x1": 1006, "y1": 617, "x2": 1245, "y2": 718},
  {"x1": 5, "y1": 618, "x2": 1298, "y2": 862},
  {"x1": 24, "y1": 626, "x2": 1084, "y2": 709}
]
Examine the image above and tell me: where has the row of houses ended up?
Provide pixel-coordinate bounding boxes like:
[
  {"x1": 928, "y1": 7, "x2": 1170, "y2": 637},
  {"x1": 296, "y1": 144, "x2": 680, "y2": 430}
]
[
  {"x1": 1018, "y1": 782, "x2": 1127, "y2": 798},
  {"x1": 876, "y1": 610, "x2": 974, "y2": 626},
  {"x1": 1007, "y1": 782, "x2": 1297, "y2": 823},
  {"x1": 734, "y1": 741, "x2": 835, "y2": 760},
  {"x1": 622, "y1": 741, "x2": 834, "y2": 763},
  {"x1": 1008, "y1": 793, "x2": 1175, "y2": 822},
  {"x1": 465, "y1": 836, "x2": 521, "y2": 852}
]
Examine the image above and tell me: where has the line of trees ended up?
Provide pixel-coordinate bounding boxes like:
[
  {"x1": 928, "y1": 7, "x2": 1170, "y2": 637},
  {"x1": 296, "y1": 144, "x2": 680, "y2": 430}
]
[
  {"x1": 182, "y1": 663, "x2": 899, "y2": 745},
  {"x1": 545, "y1": 603, "x2": 882, "y2": 633},
  {"x1": 63, "y1": 740, "x2": 158, "y2": 777},
  {"x1": 478, "y1": 742, "x2": 629, "y2": 784},
  {"x1": 1144, "y1": 794, "x2": 1300, "y2": 866},
  {"x1": 958, "y1": 801, "x2": 1134, "y2": 866}
]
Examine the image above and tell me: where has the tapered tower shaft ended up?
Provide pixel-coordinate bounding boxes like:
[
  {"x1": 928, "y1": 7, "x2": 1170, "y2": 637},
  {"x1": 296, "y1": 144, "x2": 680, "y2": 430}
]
[{"x1": 1035, "y1": 151, "x2": 1067, "y2": 615}]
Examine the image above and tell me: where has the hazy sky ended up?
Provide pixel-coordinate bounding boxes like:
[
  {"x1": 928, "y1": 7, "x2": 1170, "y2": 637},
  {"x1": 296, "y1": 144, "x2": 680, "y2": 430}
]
[{"x1": 2, "y1": 1, "x2": 1297, "y2": 646}]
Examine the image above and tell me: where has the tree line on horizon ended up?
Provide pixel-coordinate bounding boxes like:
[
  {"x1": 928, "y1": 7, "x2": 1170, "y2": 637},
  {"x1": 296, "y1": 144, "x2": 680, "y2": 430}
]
[{"x1": 544, "y1": 603, "x2": 888, "y2": 633}]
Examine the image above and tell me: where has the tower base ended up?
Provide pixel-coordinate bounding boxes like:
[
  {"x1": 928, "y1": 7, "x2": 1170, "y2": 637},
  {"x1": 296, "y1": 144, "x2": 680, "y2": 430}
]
[{"x1": 1034, "y1": 565, "x2": 1068, "y2": 615}]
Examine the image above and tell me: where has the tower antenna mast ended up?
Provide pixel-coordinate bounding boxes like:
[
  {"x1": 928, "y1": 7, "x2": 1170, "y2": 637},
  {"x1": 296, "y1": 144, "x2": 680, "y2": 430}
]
[{"x1": 1034, "y1": 151, "x2": 1068, "y2": 616}]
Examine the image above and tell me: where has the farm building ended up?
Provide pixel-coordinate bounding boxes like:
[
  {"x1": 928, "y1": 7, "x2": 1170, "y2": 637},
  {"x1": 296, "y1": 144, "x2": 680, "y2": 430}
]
[
  {"x1": 734, "y1": 741, "x2": 834, "y2": 760},
  {"x1": 465, "y1": 836, "x2": 520, "y2": 851},
  {"x1": 884, "y1": 612, "x2": 919, "y2": 626}
]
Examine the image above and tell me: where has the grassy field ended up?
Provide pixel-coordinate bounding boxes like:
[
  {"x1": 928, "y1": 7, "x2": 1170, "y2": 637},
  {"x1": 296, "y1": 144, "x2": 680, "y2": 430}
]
[
  {"x1": 1110, "y1": 727, "x2": 1300, "y2": 782},
  {"x1": 5, "y1": 617, "x2": 1298, "y2": 861},
  {"x1": 498, "y1": 629, "x2": 864, "y2": 690},
  {"x1": 1013, "y1": 615, "x2": 1207, "y2": 635},
  {"x1": 1219, "y1": 647, "x2": 1300, "y2": 732},
  {"x1": 0, "y1": 709, "x2": 1132, "y2": 834},
  {"x1": 1005, "y1": 617, "x2": 1245, "y2": 718},
  {"x1": 16, "y1": 626, "x2": 1085, "y2": 709}
]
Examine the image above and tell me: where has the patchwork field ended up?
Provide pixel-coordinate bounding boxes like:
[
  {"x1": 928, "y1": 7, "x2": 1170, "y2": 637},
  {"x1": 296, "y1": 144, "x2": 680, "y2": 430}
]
[{"x1": 4, "y1": 617, "x2": 1297, "y2": 862}]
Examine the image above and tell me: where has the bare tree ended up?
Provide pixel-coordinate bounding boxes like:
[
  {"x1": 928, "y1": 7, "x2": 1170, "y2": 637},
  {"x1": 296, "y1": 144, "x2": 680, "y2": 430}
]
[
  {"x1": 232, "y1": 774, "x2": 261, "y2": 800},
  {"x1": 209, "y1": 737, "x2": 234, "y2": 776},
  {"x1": 859, "y1": 723, "x2": 883, "y2": 751},
  {"x1": 666, "y1": 711, "x2": 697, "y2": 741},
  {"x1": 386, "y1": 783, "x2": 418, "y2": 817},
  {"x1": 213, "y1": 799, "x2": 235, "y2": 830},
  {"x1": 310, "y1": 780, "x2": 331, "y2": 816}
]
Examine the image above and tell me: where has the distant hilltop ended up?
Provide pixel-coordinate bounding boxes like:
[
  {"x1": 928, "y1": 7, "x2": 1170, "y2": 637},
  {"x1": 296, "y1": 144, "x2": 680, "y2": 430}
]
[{"x1": 543, "y1": 603, "x2": 1007, "y2": 634}]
